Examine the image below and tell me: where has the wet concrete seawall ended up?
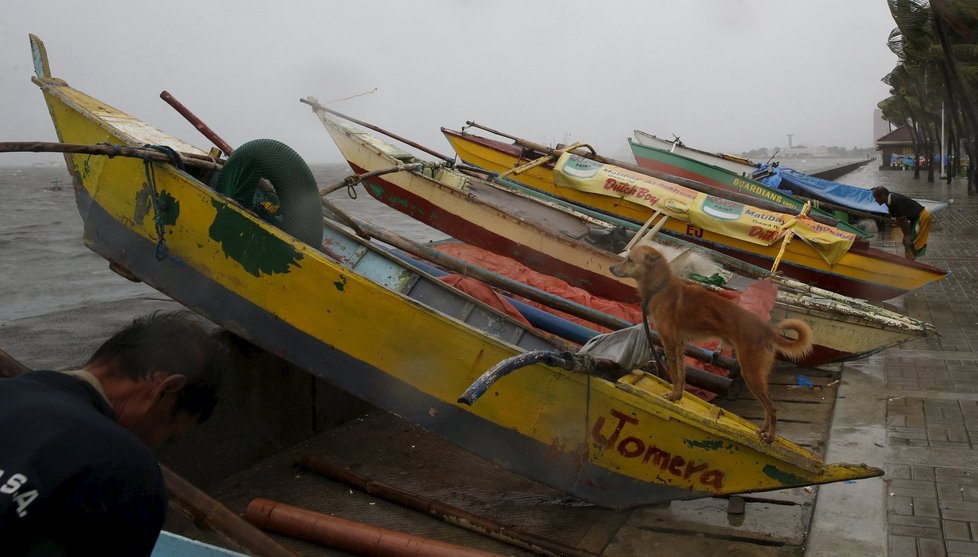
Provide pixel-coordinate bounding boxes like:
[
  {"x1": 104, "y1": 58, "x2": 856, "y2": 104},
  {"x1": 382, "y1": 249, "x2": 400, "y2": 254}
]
[
  {"x1": 807, "y1": 161, "x2": 977, "y2": 556},
  {"x1": 807, "y1": 157, "x2": 875, "y2": 181}
]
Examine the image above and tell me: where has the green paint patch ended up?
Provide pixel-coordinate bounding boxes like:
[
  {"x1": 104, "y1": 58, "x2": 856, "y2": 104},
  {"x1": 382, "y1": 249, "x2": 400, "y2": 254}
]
[
  {"x1": 365, "y1": 183, "x2": 385, "y2": 198},
  {"x1": 209, "y1": 200, "x2": 304, "y2": 277},
  {"x1": 333, "y1": 275, "x2": 347, "y2": 291},
  {"x1": 684, "y1": 438, "x2": 724, "y2": 451},
  {"x1": 366, "y1": 184, "x2": 412, "y2": 211},
  {"x1": 133, "y1": 186, "x2": 179, "y2": 226},
  {"x1": 385, "y1": 195, "x2": 413, "y2": 211},
  {"x1": 157, "y1": 190, "x2": 179, "y2": 225},
  {"x1": 762, "y1": 464, "x2": 807, "y2": 486}
]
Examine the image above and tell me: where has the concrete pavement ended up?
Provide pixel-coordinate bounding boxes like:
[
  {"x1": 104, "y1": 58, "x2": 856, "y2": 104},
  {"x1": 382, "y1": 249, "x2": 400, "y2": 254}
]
[{"x1": 807, "y1": 170, "x2": 978, "y2": 557}]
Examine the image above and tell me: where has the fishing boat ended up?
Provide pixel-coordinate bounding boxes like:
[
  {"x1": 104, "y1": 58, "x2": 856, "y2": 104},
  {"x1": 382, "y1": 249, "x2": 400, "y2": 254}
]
[
  {"x1": 633, "y1": 129, "x2": 766, "y2": 177},
  {"x1": 442, "y1": 126, "x2": 949, "y2": 302},
  {"x1": 29, "y1": 34, "x2": 881, "y2": 510},
  {"x1": 630, "y1": 130, "x2": 947, "y2": 219},
  {"x1": 630, "y1": 130, "x2": 879, "y2": 228},
  {"x1": 308, "y1": 105, "x2": 936, "y2": 367}
]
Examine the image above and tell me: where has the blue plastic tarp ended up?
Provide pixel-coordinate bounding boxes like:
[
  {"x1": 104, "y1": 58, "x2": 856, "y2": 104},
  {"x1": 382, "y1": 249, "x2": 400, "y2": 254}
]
[{"x1": 756, "y1": 166, "x2": 887, "y2": 216}]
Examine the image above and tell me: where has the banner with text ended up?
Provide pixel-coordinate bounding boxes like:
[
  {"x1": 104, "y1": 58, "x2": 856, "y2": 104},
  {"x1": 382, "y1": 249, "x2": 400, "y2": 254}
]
[{"x1": 553, "y1": 153, "x2": 856, "y2": 265}]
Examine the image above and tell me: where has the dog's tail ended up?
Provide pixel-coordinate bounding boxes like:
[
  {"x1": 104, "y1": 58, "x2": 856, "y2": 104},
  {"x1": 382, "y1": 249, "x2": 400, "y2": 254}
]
[{"x1": 771, "y1": 319, "x2": 814, "y2": 361}]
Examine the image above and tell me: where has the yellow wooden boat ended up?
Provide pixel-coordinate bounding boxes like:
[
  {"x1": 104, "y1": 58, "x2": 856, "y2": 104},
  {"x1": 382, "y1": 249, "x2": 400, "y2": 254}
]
[
  {"x1": 443, "y1": 127, "x2": 948, "y2": 302},
  {"x1": 29, "y1": 35, "x2": 881, "y2": 509}
]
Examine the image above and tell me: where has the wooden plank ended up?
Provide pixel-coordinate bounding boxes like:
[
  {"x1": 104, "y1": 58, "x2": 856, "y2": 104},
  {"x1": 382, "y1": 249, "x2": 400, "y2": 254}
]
[{"x1": 718, "y1": 399, "x2": 834, "y2": 424}]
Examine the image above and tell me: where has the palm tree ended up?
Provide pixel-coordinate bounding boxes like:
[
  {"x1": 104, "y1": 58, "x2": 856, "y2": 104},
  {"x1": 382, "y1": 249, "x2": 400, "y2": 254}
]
[
  {"x1": 930, "y1": 0, "x2": 978, "y2": 188},
  {"x1": 884, "y1": 0, "x2": 977, "y2": 190}
]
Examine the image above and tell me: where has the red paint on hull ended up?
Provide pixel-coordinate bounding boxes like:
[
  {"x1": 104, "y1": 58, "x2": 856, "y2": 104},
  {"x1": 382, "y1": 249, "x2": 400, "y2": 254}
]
[{"x1": 631, "y1": 156, "x2": 732, "y2": 191}]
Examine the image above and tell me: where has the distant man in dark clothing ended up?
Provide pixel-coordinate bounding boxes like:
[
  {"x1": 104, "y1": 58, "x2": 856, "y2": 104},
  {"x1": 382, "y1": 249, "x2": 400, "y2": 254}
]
[
  {"x1": 0, "y1": 311, "x2": 227, "y2": 556},
  {"x1": 872, "y1": 186, "x2": 932, "y2": 260}
]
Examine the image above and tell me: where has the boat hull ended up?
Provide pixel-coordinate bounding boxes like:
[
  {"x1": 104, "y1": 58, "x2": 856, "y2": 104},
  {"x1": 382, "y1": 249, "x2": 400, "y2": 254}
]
[
  {"x1": 63, "y1": 140, "x2": 697, "y2": 509},
  {"x1": 632, "y1": 130, "x2": 759, "y2": 176},
  {"x1": 72, "y1": 185, "x2": 878, "y2": 506},
  {"x1": 628, "y1": 137, "x2": 882, "y2": 222}
]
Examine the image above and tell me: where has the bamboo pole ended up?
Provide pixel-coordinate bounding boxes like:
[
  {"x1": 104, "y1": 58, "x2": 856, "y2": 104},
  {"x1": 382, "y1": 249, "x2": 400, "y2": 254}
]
[
  {"x1": 162, "y1": 467, "x2": 297, "y2": 557},
  {"x1": 320, "y1": 163, "x2": 426, "y2": 197},
  {"x1": 0, "y1": 142, "x2": 222, "y2": 170},
  {"x1": 500, "y1": 142, "x2": 594, "y2": 178},
  {"x1": 245, "y1": 498, "x2": 505, "y2": 557},
  {"x1": 621, "y1": 211, "x2": 665, "y2": 254},
  {"x1": 296, "y1": 454, "x2": 601, "y2": 557}
]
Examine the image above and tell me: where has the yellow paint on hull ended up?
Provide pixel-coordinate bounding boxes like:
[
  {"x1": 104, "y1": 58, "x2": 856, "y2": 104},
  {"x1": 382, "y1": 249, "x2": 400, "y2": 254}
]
[
  {"x1": 31, "y1": 55, "x2": 881, "y2": 503},
  {"x1": 445, "y1": 133, "x2": 944, "y2": 295}
]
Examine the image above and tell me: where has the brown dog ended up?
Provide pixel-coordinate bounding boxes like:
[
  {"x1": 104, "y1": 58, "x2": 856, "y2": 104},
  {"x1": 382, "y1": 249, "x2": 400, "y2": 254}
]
[{"x1": 610, "y1": 245, "x2": 813, "y2": 443}]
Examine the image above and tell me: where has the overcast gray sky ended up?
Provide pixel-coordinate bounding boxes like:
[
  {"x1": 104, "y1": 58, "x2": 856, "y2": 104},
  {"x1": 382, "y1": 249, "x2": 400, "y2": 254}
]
[{"x1": 2, "y1": 1, "x2": 898, "y2": 166}]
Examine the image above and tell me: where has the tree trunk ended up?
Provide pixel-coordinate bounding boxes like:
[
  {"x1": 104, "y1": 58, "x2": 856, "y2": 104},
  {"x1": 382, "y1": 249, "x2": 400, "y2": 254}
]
[{"x1": 931, "y1": 0, "x2": 978, "y2": 191}]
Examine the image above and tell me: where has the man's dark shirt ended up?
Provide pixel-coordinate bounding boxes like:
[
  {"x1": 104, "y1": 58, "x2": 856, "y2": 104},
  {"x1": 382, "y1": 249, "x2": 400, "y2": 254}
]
[
  {"x1": 885, "y1": 192, "x2": 925, "y2": 220},
  {"x1": 0, "y1": 371, "x2": 166, "y2": 556}
]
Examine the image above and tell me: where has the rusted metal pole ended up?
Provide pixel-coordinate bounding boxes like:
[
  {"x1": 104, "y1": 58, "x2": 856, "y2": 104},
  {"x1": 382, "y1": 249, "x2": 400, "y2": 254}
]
[
  {"x1": 301, "y1": 97, "x2": 455, "y2": 163},
  {"x1": 297, "y1": 454, "x2": 601, "y2": 557},
  {"x1": 160, "y1": 90, "x2": 235, "y2": 157},
  {"x1": 162, "y1": 467, "x2": 297, "y2": 557},
  {"x1": 157, "y1": 93, "x2": 284, "y2": 198},
  {"x1": 0, "y1": 141, "x2": 222, "y2": 170},
  {"x1": 245, "y1": 498, "x2": 505, "y2": 557}
]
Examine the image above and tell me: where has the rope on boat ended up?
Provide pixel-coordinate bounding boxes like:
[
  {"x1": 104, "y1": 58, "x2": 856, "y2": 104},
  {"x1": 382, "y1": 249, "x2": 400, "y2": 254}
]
[
  {"x1": 639, "y1": 296, "x2": 672, "y2": 381},
  {"x1": 319, "y1": 163, "x2": 427, "y2": 198},
  {"x1": 501, "y1": 142, "x2": 596, "y2": 178},
  {"x1": 141, "y1": 144, "x2": 186, "y2": 259},
  {"x1": 770, "y1": 201, "x2": 812, "y2": 276},
  {"x1": 0, "y1": 141, "x2": 223, "y2": 170},
  {"x1": 458, "y1": 351, "x2": 595, "y2": 405}
]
